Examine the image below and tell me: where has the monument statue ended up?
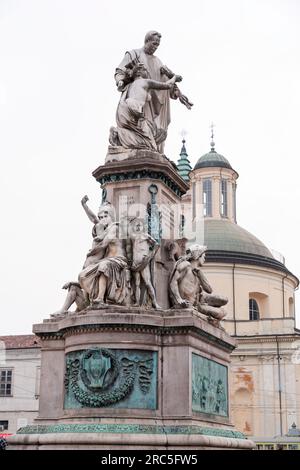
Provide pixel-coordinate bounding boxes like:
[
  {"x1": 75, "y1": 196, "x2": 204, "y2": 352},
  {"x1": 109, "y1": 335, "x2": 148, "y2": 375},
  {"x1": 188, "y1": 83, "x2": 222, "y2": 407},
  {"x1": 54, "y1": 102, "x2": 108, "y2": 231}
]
[
  {"x1": 78, "y1": 197, "x2": 129, "y2": 306},
  {"x1": 112, "y1": 30, "x2": 193, "y2": 153},
  {"x1": 110, "y1": 64, "x2": 179, "y2": 151},
  {"x1": 11, "y1": 30, "x2": 253, "y2": 452},
  {"x1": 169, "y1": 244, "x2": 228, "y2": 321},
  {"x1": 128, "y1": 217, "x2": 161, "y2": 309},
  {"x1": 51, "y1": 197, "x2": 163, "y2": 315}
]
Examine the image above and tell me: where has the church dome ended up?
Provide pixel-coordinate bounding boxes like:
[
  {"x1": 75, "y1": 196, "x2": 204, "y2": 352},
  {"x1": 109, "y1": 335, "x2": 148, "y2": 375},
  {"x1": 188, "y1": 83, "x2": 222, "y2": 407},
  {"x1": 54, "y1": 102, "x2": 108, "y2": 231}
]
[
  {"x1": 204, "y1": 219, "x2": 272, "y2": 257},
  {"x1": 203, "y1": 219, "x2": 292, "y2": 274},
  {"x1": 194, "y1": 149, "x2": 232, "y2": 170}
]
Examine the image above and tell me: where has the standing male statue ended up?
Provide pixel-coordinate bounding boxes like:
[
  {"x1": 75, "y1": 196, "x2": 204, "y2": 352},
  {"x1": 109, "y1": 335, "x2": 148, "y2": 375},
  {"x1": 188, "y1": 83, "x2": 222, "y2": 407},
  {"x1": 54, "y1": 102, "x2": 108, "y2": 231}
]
[{"x1": 113, "y1": 31, "x2": 193, "y2": 153}]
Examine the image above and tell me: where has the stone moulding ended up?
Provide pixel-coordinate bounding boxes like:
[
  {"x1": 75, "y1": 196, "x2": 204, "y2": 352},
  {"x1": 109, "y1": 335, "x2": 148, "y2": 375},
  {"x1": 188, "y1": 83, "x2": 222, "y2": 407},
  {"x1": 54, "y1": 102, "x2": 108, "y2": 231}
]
[
  {"x1": 97, "y1": 169, "x2": 184, "y2": 197},
  {"x1": 16, "y1": 423, "x2": 246, "y2": 440},
  {"x1": 36, "y1": 323, "x2": 235, "y2": 353},
  {"x1": 92, "y1": 154, "x2": 189, "y2": 197}
]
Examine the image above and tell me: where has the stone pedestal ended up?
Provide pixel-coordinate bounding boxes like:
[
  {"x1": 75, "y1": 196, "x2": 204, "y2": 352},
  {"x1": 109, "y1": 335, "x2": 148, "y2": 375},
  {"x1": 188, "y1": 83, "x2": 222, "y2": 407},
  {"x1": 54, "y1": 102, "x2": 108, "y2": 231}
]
[
  {"x1": 93, "y1": 150, "x2": 189, "y2": 235},
  {"x1": 8, "y1": 308, "x2": 254, "y2": 449}
]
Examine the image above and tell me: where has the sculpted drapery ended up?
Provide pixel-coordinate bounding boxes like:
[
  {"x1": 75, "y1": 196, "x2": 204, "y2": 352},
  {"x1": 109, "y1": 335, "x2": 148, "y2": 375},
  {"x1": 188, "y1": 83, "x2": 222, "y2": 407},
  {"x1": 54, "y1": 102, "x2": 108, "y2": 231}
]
[
  {"x1": 115, "y1": 48, "x2": 173, "y2": 151},
  {"x1": 111, "y1": 31, "x2": 192, "y2": 153}
]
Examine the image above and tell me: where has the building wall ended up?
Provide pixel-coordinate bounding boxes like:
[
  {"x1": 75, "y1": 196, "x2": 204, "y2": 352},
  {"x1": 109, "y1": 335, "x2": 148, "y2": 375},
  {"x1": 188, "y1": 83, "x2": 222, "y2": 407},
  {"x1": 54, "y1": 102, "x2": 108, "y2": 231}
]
[
  {"x1": 0, "y1": 346, "x2": 40, "y2": 434},
  {"x1": 229, "y1": 340, "x2": 300, "y2": 438},
  {"x1": 203, "y1": 263, "x2": 296, "y2": 336},
  {"x1": 201, "y1": 262, "x2": 300, "y2": 439}
]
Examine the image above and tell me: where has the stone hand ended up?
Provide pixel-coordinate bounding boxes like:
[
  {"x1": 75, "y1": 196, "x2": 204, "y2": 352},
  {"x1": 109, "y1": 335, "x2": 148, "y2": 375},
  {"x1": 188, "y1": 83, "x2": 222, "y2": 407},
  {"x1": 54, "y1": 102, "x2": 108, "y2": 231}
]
[
  {"x1": 168, "y1": 75, "x2": 177, "y2": 86},
  {"x1": 81, "y1": 195, "x2": 89, "y2": 205},
  {"x1": 117, "y1": 80, "x2": 124, "y2": 91},
  {"x1": 175, "y1": 75, "x2": 183, "y2": 82}
]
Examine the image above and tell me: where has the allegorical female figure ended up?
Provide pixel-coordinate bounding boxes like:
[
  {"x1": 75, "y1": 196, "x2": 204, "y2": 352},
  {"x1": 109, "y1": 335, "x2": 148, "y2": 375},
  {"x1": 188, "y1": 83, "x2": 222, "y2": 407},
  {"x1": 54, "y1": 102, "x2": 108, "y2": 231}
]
[{"x1": 78, "y1": 196, "x2": 129, "y2": 306}]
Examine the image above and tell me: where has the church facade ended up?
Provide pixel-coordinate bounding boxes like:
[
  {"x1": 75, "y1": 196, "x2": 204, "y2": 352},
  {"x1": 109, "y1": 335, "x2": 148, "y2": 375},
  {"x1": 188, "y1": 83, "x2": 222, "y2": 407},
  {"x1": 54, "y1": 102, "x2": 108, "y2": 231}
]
[{"x1": 177, "y1": 136, "x2": 300, "y2": 439}]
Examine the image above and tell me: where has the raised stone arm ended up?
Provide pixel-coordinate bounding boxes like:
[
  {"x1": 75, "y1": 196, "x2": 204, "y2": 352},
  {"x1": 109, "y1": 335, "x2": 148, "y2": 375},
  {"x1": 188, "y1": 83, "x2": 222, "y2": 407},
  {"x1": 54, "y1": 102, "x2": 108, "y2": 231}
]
[
  {"x1": 146, "y1": 75, "x2": 177, "y2": 90},
  {"x1": 81, "y1": 195, "x2": 99, "y2": 224}
]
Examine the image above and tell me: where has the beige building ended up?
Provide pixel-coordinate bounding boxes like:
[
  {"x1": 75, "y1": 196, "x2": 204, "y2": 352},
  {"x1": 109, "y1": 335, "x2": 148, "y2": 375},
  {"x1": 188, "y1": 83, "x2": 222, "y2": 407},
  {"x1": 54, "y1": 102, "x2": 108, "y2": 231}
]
[
  {"x1": 178, "y1": 136, "x2": 300, "y2": 439},
  {"x1": 0, "y1": 335, "x2": 41, "y2": 434}
]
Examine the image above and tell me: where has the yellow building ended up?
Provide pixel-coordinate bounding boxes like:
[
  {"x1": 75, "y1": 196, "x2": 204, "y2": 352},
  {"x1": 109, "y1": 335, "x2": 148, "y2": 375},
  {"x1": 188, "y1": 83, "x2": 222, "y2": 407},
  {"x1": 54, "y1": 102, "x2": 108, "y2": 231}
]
[{"x1": 178, "y1": 136, "x2": 300, "y2": 440}]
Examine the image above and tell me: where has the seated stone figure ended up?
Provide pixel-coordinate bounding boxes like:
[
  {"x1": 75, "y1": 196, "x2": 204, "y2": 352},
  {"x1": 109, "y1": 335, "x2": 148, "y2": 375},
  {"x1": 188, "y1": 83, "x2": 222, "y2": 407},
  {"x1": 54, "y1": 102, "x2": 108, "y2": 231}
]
[
  {"x1": 169, "y1": 244, "x2": 228, "y2": 321},
  {"x1": 51, "y1": 197, "x2": 130, "y2": 316},
  {"x1": 51, "y1": 282, "x2": 89, "y2": 317},
  {"x1": 109, "y1": 63, "x2": 180, "y2": 151},
  {"x1": 78, "y1": 197, "x2": 129, "y2": 306}
]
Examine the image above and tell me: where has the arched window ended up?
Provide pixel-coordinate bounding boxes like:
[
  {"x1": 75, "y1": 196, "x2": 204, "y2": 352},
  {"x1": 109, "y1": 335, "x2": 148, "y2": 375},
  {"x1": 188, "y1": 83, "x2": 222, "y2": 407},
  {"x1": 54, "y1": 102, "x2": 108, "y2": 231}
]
[
  {"x1": 203, "y1": 179, "x2": 212, "y2": 216},
  {"x1": 249, "y1": 298, "x2": 259, "y2": 321}
]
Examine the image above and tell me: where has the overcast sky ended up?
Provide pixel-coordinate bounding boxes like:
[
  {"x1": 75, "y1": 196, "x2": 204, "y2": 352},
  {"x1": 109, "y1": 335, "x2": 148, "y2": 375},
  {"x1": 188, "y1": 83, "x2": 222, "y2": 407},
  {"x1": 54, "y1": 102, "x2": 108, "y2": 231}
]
[{"x1": 1, "y1": 0, "x2": 300, "y2": 335}]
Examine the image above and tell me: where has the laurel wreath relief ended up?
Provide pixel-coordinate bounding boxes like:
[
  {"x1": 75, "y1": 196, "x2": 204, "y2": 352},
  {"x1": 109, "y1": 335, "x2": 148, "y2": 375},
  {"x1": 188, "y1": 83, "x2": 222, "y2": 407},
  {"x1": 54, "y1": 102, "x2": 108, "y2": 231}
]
[{"x1": 65, "y1": 349, "x2": 153, "y2": 407}]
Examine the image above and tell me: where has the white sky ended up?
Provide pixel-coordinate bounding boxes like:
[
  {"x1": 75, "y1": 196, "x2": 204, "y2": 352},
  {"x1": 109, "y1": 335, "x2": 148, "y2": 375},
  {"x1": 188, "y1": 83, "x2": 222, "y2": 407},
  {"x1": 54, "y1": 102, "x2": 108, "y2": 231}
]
[{"x1": 0, "y1": 0, "x2": 299, "y2": 335}]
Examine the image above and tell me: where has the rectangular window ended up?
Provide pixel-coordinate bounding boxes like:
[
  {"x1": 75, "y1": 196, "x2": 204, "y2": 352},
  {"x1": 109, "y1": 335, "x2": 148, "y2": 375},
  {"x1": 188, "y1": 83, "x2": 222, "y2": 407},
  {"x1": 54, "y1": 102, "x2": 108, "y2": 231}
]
[
  {"x1": 0, "y1": 369, "x2": 13, "y2": 396},
  {"x1": 220, "y1": 179, "x2": 228, "y2": 217},
  {"x1": 203, "y1": 179, "x2": 212, "y2": 217},
  {"x1": 0, "y1": 420, "x2": 9, "y2": 431}
]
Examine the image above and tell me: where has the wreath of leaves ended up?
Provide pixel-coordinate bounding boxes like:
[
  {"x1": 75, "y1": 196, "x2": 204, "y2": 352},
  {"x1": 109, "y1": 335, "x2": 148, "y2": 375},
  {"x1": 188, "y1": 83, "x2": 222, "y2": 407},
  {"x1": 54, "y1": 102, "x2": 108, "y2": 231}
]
[{"x1": 68, "y1": 357, "x2": 137, "y2": 407}]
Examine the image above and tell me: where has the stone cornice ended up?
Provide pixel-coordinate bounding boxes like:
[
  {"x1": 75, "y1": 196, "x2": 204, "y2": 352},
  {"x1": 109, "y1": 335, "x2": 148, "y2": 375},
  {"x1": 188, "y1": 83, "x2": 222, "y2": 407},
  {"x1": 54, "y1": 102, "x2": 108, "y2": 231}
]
[
  {"x1": 37, "y1": 323, "x2": 235, "y2": 353},
  {"x1": 205, "y1": 250, "x2": 299, "y2": 284},
  {"x1": 92, "y1": 154, "x2": 189, "y2": 197},
  {"x1": 232, "y1": 333, "x2": 300, "y2": 344},
  {"x1": 33, "y1": 309, "x2": 236, "y2": 353}
]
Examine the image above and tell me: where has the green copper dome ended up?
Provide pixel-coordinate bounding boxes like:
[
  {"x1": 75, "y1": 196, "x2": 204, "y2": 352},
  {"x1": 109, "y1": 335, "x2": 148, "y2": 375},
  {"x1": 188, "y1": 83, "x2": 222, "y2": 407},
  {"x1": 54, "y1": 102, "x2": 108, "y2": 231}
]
[
  {"x1": 194, "y1": 149, "x2": 232, "y2": 170},
  {"x1": 203, "y1": 219, "x2": 297, "y2": 277},
  {"x1": 204, "y1": 219, "x2": 273, "y2": 258}
]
